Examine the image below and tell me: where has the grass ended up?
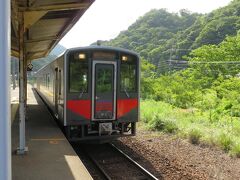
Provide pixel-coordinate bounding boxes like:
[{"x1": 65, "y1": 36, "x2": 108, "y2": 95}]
[
  {"x1": 150, "y1": 118, "x2": 178, "y2": 133},
  {"x1": 141, "y1": 99, "x2": 240, "y2": 157},
  {"x1": 217, "y1": 133, "x2": 233, "y2": 151},
  {"x1": 188, "y1": 129, "x2": 202, "y2": 144},
  {"x1": 230, "y1": 144, "x2": 240, "y2": 158}
]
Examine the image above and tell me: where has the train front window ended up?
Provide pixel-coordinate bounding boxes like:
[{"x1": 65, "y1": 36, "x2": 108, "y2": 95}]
[
  {"x1": 120, "y1": 55, "x2": 137, "y2": 92},
  {"x1": 96, "y1": 65, "x2": 113, "y2": 93},
  {"x1": 69, "y1": 52, "x2": 88, "y2": 93}
]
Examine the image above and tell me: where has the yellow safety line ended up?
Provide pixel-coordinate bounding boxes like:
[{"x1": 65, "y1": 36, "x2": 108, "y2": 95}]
[{"x1": 40, "y1": 88, "x2": 54, "y2": 97}]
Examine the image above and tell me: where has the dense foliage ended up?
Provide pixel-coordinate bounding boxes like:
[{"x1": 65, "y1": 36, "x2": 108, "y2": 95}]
[
  {"x1": 104, "y1": 0, "x2": 240, "y2": 74},
  {"x1": 142, "y1": 32, "x2": 240, "y2": 116}
]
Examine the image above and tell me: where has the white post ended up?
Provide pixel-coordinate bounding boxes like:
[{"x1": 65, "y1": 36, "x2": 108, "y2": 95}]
[
  {"x1": 0, "y1": 0, "x2": 11, "y2": 179},
  {"x1": 17, "y1": 12, "x2": 28, "y2": 154}
]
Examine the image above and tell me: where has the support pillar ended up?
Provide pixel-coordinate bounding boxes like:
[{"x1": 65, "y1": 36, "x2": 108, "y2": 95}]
[
  {"x1": 17, "y1": 12, "x2": 28, "y2": 154},
  {"x1": 0, "y1": 0, "x2": 11, "y2": 179},
  {"x1": 12, "y1": 59, "x2": 16, "y2": 89}
]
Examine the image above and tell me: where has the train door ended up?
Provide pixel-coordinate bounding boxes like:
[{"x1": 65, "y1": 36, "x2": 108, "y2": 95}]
[
  {"x1": 92, "y1": 61, "x2": 117, "y2": 121},
  {"x1": 54, "y1": 68, "x2": 58, "y2": 115}
]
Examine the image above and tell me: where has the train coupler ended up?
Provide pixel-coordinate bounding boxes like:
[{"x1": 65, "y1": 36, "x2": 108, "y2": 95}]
[{"x1": 99, "y1": 122, "x2": 112, "y2": 136}]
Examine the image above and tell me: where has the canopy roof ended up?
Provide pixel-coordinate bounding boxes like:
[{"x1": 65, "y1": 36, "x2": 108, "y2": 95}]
[{"x1": 11, "y1": 0, "x2": 94, "y2": 61}]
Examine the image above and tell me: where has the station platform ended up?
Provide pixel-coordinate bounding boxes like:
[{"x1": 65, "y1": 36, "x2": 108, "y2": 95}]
[{"x1": 11, "y1": 85, "x2": 93, "y2": 180}]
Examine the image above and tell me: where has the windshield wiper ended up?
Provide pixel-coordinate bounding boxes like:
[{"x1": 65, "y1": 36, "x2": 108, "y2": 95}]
[
  {"x1": 79, "y1": 89, "x2": 85, "y2": 98},
  {"x1": 124, "y1": 88, "x2": 130, "y2": 98}
]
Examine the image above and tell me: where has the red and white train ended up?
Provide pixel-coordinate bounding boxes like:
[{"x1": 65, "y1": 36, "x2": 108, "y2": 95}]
[{"x1": 35, "y1": 46, "x2": 140, "y2": 142}]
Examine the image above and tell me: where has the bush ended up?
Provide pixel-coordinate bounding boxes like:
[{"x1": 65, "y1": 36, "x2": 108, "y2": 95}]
[
  {"x1": 164, "y1": 120, "x2": 178, "y2": 133},
  {"x1": 148, "y1": 114, "x2": 178, "y2": 133},
  {"x1": 141, "y1": 100, "x2": 173, "y2": 124},
  {"x1": 217, "y1": 133, "x2": 233, "y2": 152},
  {"x1": 148, "y1": 114, "x2": 167, "y2": 131},
  {"x1": 230, "y1": 144, "x2": 240, "y2": 158},
  {"x1": 151, "y1": 115, "x2": 165, "y2": 131},
  {"x1": 188, "y1": 129, "x2": 202, "y2": 144}
]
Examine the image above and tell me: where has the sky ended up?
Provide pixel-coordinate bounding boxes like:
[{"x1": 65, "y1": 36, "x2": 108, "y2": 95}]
[{"x1": 59, "y1": 0, "x2": 232, "y2": 48}]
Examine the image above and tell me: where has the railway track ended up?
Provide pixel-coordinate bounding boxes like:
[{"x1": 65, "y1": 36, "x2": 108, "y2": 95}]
[{"x1": 72, "y1": 143, "x2": 158, "y2": 180}]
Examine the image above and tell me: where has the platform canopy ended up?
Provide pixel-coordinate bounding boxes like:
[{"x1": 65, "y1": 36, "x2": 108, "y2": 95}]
[{"x1": 11, "y1": 0, "x2": 95, "y2": 62}]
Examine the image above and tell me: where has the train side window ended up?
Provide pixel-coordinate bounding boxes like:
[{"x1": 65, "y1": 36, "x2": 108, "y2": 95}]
[
  {"x1": 69, "y1": 53, "x2": 88, "y2": 93},
  {"x1": 45, "y1": 74, "x2": 47, "y2": 87},
  {"x1": 59, "y1": 70, "x2": 61, "y2": 95},
  {"x1": 47, "y1": 74, "x2": 50, "y2": 89},
  {"x1": 120, "y1": 56, "x2": 137, "y2": 92}
]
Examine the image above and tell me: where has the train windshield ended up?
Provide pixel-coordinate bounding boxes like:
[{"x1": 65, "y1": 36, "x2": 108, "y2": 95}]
[
  {"x1": 96, "y1": 66, "x2": 113, "y2": 93},
  {"x1": 69, "y1": 52, "x2": 88, "y2": 92},
  {"x1": 120, "y1": 55, "x2": 137, "y2": 92}
]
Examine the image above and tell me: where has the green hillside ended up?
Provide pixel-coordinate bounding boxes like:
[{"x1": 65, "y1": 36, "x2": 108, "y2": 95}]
[{"x1": 104, "y1": 0, "x2": 240, "y2": 73}]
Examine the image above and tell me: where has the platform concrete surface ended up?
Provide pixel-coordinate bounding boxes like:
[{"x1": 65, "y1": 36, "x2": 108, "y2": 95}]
[{"x1": 12, "y1": 85, "x2": 93, "y2": 180}]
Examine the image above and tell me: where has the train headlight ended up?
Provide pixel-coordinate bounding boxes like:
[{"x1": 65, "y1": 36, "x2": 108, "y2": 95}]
[
  {"x1": 122, "y1": 56, "x2": 128, "y2": 61},
  {"x1": 79, "y1": 53, "x2": 86, "y2": 60}
]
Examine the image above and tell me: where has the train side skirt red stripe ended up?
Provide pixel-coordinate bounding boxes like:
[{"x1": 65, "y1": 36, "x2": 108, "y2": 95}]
[
  {"x1": 67, "y1": 99, "x2": 138, "y2": 120},
  {"x1": 117, "y1": 99, "x2": 138, "y2": 118},
  {"x1": 67, "y1": 100, "x2": 91, "y2": 120}
]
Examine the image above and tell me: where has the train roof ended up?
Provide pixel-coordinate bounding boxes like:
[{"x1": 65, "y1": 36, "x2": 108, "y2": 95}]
[
  {"x1": 65, "y1": 45, "x2": 140, "y2": 58},
  {"x1": 35, "y1": 45, "x2": 140, "y2": 74}
]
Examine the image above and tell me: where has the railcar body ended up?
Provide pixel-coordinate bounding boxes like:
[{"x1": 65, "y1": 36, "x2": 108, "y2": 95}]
[{"x1": 35, "y1": 46, "x2": 140, "y2": 141}]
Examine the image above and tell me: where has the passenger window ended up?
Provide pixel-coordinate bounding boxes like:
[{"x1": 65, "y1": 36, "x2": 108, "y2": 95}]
[
  {"x1": 120, "y1": 57, "x2": 137, "y2": 92},
  {"x1": 69, "y1": 52, "x2": 88, "y2": 93}
]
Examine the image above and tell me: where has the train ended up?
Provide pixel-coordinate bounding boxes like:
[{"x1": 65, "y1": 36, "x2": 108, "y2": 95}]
[{"x1": 34, "y1": 46, "x2": 140, "y2": 142}]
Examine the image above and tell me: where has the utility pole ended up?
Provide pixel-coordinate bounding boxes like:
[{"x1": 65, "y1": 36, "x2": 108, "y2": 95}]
[{"x1": 168, "y1": 47, "x2": 174, "y2": 74}]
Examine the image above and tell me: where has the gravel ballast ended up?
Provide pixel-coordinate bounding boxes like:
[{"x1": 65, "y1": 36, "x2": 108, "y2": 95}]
[{"x1": 113, "y1": 130, "x2": 240, "y2": 180}]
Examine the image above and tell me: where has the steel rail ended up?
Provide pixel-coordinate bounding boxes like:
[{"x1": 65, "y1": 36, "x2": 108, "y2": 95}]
[
  {"x1": 82, "y1": 147, "x2": 112, "y2": 180},
  {"x1": 110, "y1": 143, "x2": 159, "y2": 180}
]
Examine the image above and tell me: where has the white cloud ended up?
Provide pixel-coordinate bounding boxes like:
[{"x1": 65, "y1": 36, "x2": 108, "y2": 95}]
[{"x1": 59, "y1": 0, "x2": 232, "y2": 48}]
